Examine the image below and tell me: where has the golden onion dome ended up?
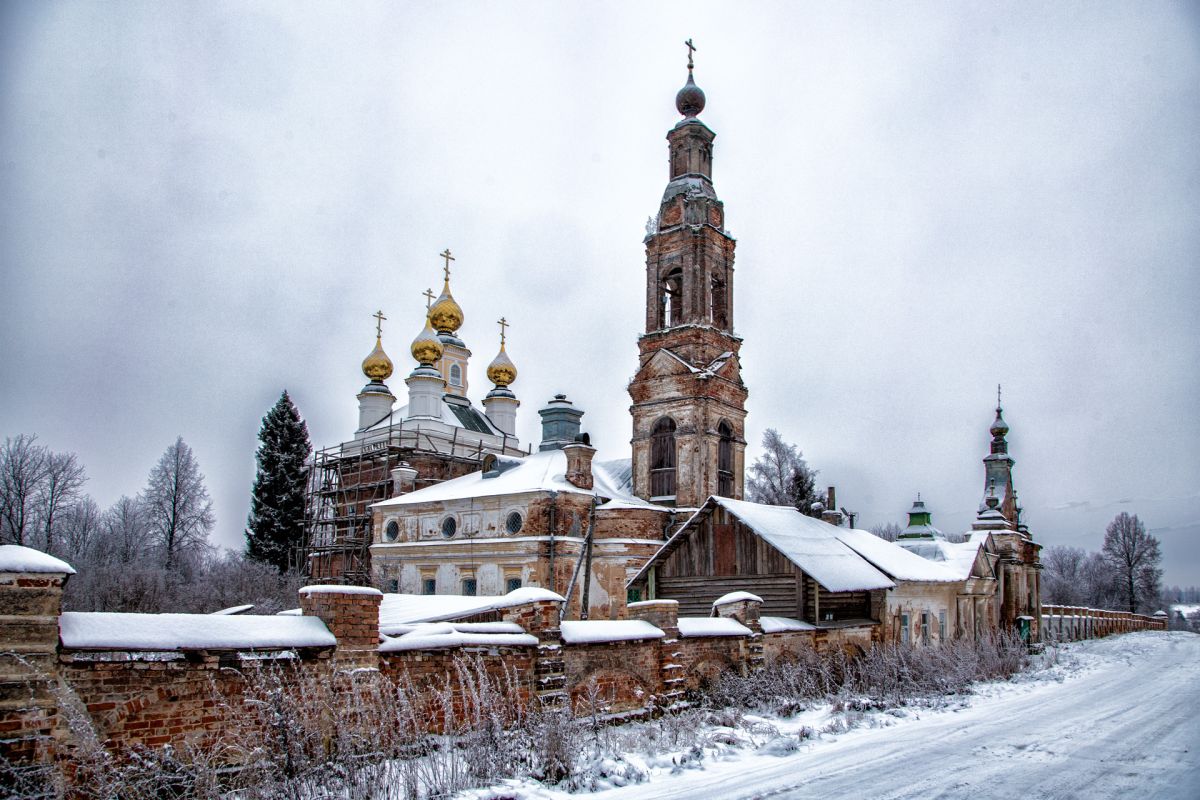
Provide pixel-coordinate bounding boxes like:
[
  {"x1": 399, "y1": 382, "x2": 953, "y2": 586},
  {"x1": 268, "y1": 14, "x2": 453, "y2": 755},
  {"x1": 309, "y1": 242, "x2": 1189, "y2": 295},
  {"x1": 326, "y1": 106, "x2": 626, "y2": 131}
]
[
  {"x1": 361, "y1": 336, "x2": 394, "y2": 382},
  {"x1": 486, "y1": 343, "x2": 517, "y2": 387},
  {"x1": 428, "y1": 280, "x2": 464, "y2": 334},
  {"x1": 410, "y1": 313, "x2": 445, "y2": 366}
]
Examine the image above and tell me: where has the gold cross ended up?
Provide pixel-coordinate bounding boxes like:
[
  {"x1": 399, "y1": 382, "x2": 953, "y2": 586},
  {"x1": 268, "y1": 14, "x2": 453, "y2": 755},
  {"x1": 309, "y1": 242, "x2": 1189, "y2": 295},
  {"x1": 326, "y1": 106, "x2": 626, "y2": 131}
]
[
  {"x1": 685, "y1": 38, "x2": 696, "y2": 71},
  {"x1": 422, "y1": 287, "x2": 435, "y2": 310},
  {"x1": 497, "y1": 316, "x2": 509, "y2": 345},
  {"x1": 439, "y1": 248, "x2": 455, "y2": 281},
  {"x1": 372, "y1": 309, "x2": 386, "y2": 338}
]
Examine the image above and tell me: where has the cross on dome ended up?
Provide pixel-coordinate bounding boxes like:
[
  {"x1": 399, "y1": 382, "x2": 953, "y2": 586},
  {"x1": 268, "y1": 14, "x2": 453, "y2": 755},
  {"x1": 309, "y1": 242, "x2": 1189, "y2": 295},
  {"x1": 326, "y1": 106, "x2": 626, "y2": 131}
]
[
  {"x1": 373, "y1": 309, "x2": 387, "y2": 338},
  {"x1": 497, "y1": 316, "x2": 509, "y2": 346},
  {"x1": 422, "y1": 288, "x2": 435, "y2": 311},
  {"x1": 440, "y1": 248, "x2": 455, "y2": 281},
  {"x1": 685, "y1": 38, "x2": 696, "y2": 71}
]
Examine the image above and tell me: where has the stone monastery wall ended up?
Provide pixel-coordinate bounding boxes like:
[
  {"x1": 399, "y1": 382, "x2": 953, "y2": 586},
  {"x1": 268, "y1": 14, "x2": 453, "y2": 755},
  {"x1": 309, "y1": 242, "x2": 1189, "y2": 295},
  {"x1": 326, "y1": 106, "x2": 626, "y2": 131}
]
[{"x1": 0, "y1": 558, "x2": 1165, "y2": 780}]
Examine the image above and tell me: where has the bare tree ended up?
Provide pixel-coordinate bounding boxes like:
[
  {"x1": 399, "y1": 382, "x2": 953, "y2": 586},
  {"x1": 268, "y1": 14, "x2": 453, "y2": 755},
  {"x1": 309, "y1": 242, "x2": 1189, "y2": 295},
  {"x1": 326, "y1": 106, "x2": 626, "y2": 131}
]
[
  {"x1": 35, "y1": 450, "x2": 87, "y2": 556},
  {"x1": 1041, "y1": 545, "x2": 1088, "y2": 605},
  {"x1": 97, "y1": 495, "x2": 152, "y2": 565},
  {"x1": 59, "y1": 495, "x2": 101, "y2": 562},
  {"x1": 141, "y1": 437, "x2": 215, "y2": 570},
  {"x1": 869, "y1": 522, "x2": 902, "y2": 542},
  {"x1": 1102, "y1": 512, "x2": 1162, "y2": 613},
  {"x1": 0, "y1": 434, "x2": 49, "y2": 546},
  {"x1": 746, "y1": 429, "x2": 821, "y2": 515}
]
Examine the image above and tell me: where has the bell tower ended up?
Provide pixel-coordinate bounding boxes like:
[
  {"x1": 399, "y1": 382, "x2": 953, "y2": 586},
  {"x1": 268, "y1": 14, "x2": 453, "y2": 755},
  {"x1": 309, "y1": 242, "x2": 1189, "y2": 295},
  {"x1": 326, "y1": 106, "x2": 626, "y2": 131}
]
[{"x1": 629, "y1": 44, "x2": 748, "y2": 508}]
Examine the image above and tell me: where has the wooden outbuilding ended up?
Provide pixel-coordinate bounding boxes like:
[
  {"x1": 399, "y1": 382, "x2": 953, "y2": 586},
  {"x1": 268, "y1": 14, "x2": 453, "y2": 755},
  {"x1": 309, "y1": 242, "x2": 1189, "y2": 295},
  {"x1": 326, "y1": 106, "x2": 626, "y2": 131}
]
[{"x1": 627, "y1": 497, "x2": 894, "y2": 622}]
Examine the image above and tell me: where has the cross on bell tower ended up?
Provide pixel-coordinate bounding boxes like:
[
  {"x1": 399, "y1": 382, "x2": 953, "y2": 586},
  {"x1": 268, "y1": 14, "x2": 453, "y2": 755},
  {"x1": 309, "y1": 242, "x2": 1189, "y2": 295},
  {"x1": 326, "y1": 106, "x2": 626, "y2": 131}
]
[{"x1": 628, "y1": 51, "x2": 748, "y2": 507}]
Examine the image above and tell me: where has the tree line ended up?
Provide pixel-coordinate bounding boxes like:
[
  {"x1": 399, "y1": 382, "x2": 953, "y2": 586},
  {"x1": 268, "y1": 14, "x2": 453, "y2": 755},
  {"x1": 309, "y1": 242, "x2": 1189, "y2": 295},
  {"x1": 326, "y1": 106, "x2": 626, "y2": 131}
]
[
  {"x1": 1042, "y1": 512, "x2": 1174, "y2": 616},
  {"x1": 0, "y1": 392, "x2": 311, "y2": 613},
  {"x1": 746, "y1": 429, "x2": 1178, "y2": 617}
]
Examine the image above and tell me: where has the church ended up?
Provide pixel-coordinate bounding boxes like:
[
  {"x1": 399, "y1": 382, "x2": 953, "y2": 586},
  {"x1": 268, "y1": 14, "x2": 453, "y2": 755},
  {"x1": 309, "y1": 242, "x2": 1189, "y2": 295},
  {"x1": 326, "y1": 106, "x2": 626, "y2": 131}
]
[{"x1": 302, "y1": 53, "x2": 1042, "y2": 638}]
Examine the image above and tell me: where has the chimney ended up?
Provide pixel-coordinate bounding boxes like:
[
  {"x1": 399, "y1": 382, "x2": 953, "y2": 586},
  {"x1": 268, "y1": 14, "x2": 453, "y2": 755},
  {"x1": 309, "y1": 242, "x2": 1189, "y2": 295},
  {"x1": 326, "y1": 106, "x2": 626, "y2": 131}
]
[
  {"x1": 391, "y1": 462, "x2": 418, "y2": 495},
  {"x1": 564, "y1": 438, "x2": 596, "y2": 490},
  {"x1": 821, "y1": 486, "x2": 845, "y2": 526},
  {"x1": 538, "y1": 394, "x2": 584, "y2": 451}
]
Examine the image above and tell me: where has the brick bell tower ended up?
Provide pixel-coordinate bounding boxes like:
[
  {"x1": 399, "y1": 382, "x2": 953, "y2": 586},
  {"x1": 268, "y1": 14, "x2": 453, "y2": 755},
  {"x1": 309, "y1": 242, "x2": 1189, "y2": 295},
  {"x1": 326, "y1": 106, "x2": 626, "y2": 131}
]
[{"x1": 629, "y1": 44, "x2": 748, "y2": 508}]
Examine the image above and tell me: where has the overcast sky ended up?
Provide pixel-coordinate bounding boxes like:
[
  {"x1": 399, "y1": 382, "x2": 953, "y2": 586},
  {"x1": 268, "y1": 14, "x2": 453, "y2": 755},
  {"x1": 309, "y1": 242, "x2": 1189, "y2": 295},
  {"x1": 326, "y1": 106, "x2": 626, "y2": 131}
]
[{"x1": 2, "y1": 2, "x2": 1197, "y2": 585}]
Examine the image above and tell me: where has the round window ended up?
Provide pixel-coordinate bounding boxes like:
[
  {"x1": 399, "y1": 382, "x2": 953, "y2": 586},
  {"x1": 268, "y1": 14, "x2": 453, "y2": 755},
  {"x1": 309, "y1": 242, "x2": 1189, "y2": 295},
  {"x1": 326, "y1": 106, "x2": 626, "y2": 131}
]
[
  {"x1": 384, "y1": 520, "x2": 400, "y2": 542},
  {"x1": 505, "y1": 511, "x2": 523, "y2": 535},
  {"x1": 441, "y1": 516, "x2": 457, "y2": 538}
]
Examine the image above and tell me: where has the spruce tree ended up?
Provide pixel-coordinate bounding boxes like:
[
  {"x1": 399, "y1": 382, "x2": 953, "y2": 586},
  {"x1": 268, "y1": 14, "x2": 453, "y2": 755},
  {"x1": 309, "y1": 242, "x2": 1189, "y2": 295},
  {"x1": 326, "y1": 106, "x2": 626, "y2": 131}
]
[{"x1": 246, "y1": 391, "x2": 312, "y2": 573}]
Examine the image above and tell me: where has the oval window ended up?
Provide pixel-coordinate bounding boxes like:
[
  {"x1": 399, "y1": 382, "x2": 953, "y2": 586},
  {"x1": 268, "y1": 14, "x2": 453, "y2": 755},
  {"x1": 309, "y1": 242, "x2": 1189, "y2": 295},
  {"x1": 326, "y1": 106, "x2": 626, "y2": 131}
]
[
  {"x1": 506, "y1": 511, "x2": 523, "y2": 535},
  {"x1": 441, "y1": 516, "x2": 457, "y2": 538},
  {"x1": 384, "y1": 520, "x2": 400, "y2": 542}
]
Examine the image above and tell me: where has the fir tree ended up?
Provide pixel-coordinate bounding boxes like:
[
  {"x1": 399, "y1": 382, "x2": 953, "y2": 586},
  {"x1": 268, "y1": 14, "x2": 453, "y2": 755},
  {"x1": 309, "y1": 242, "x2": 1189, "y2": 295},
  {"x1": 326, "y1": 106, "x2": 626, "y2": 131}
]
[{"x1": 245, "y1": 391, "x2": 312, "y2": 573}]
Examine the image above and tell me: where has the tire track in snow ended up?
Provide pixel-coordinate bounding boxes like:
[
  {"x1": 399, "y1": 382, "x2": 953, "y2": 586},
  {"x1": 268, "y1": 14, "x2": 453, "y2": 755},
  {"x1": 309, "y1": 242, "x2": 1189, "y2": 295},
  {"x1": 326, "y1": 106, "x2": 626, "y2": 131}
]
[{"x1": 591, "y1": 633, "x2": 1200, "y2": 800}]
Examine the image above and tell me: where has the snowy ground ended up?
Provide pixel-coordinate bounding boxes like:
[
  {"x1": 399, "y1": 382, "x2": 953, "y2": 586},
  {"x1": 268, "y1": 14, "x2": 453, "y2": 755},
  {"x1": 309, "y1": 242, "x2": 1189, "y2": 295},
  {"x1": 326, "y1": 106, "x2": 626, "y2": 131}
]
[{"x1": 469, "y1": 632, "x2": 1200, "y2": 800}]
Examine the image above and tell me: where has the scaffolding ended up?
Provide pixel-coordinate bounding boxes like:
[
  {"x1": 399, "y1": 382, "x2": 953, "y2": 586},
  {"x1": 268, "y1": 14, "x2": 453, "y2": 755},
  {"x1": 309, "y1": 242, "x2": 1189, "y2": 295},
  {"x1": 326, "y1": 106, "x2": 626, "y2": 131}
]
[{"x1": 300, "y1": 418, "x2": 528, "y2": 585}]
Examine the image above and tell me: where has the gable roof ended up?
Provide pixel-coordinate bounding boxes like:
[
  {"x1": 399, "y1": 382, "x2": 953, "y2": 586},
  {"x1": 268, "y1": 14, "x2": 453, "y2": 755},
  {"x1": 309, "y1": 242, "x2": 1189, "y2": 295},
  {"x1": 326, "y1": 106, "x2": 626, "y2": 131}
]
[
  {"x1": 833, "y1": 528, "x2": 961, "y2": 583},
  {"x1": 372, "y1": 448, "x2": 666, "y2": 510},
  {"x1": 630, "y1": 497, "x2": 894, "y2": 593}
]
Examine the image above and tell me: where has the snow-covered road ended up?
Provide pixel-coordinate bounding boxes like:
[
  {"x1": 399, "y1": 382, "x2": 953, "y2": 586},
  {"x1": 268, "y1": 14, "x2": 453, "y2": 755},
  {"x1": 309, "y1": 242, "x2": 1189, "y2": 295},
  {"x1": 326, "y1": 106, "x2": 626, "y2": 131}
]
[{"x1": 590, "y1": 632, "x2": 1200, "y2": 800}]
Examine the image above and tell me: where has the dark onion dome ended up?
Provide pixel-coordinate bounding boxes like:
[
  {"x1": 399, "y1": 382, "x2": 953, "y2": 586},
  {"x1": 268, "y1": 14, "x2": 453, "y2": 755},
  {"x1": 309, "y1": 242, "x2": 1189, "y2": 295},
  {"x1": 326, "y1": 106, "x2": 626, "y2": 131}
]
[
  {"x1": 675, "y1": 71, "x2": 706, "y2": 117},
  {"x1": 990, "y1": 407, "x2": 1009, "y2": 438}
]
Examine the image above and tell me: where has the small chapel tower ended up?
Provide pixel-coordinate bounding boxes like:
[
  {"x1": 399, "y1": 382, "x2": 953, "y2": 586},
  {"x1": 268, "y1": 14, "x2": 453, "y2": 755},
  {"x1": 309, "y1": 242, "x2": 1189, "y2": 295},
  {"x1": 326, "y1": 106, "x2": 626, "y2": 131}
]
[
  {"x1": 980, "y1": 386, "x2": 1019, "y2": 529},
  {"x1": 356, "y1": 311, "x2": 397, "y2": 434},
  {"x1": 629, "y1": 43, "x2": 748, "y2": 507}
]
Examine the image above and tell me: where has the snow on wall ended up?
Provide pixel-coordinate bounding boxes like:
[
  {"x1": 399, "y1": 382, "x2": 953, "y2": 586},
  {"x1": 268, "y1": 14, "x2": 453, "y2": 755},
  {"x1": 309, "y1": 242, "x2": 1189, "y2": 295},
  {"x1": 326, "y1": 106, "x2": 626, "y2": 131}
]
[
  {"x1": 378, "y1": 587, "x2": 564, "y2": 632},
  {"x1": 560, "y1": 619, "x2": 665, "y2": 644},
  {"x1": 759, "y1": 616, "x2": 816, "y2": 633},
  {"x1": 0, "y1": 545, "x2": 75, "y2": 575},
  {"x1": 713, "y1": 591, "x2": 763, "y2": 607},
  {"x1": 59, "y1": 612, "x2": 336, "y2": 651},
  {"x1": 678, "y1": 617, "x2": 752, "y2": 637},
  {"x1": 299, "y1": 585, "x2": 383, "y2": 596},
  {"x1": 379, "y1": 622, "x2": 538, "y2": 652}
]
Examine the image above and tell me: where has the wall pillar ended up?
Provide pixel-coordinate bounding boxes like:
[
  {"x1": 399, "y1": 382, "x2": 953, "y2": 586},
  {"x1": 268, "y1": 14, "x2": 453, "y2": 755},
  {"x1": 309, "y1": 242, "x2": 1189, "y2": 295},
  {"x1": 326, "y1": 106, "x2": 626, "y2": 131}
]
[
  {"x1": 0, "y1": 551, "x2": 73, "y2": 776},
  {"x1": 629, "y1": 600, "x2": 685, "y2": 709},
  {"x1": 299, "y1": 586, "x2": 382, "y2": 665}
]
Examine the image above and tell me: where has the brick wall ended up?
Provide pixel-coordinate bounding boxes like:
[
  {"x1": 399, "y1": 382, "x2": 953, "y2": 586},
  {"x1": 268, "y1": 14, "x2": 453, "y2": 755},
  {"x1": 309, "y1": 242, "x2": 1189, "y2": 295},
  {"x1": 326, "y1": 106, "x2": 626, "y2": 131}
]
[{"x1": 0, "y1": 571, "x2": 68, "y2": 766}]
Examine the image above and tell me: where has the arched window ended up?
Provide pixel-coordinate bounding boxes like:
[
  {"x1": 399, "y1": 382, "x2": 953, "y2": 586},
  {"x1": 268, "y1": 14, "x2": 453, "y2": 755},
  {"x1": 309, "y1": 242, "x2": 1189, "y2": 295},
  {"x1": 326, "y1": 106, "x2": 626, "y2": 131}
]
[
  {"x1": 659, "y1": 268, "x2": 683, "y2": 329},
  {"x1": 449, "y1": 363, "x2": 462, "y2": 387},
  {"x1": 717, "y1": 421, "x2": 734, "y2": 497},
  {"x1": 710, "y1": 276, "x2": 727, "y2": 329},
  {"x1": 650, "y1": 417, "x2": 677, "y2": 499}
]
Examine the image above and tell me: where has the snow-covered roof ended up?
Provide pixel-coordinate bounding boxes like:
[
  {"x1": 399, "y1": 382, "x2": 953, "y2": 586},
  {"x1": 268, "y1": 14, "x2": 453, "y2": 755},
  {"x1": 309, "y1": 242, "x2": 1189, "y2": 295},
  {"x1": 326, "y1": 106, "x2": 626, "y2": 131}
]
[
  {"x1": 372, "y1": 448, "x2": 666, "y2": 510},
  {"x1": 560, "y1": 620, "x2": 665, "y2": 644},
  {"x1": 833, "y1": 528, "x2": 961, "y2": 583},
  {"x1": 0, "y1": 545, "x2": 75, "y2": 575},
  {"x1": 59, "y1": 612, "x2": 336, "y2": 651},
  {"x1": 378, "y1": 587, "x2": 563, "y2": 633},
  {"x1": 675, "y1": 498, "x2": 894, "y2": 593},
  {"x1": 896, "y1": 534, "x2": 991, "y2": 581},
  {"x1": 678, "y1": 617, "x2": 751, "y2": 637}
]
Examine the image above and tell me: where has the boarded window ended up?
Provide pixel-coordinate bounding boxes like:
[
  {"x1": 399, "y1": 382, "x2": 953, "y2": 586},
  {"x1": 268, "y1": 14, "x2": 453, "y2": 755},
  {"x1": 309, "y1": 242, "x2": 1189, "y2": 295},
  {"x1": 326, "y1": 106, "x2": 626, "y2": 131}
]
[
  {"x1": 921, "y1": 612, "x2": 930, "y2": 645},
  {"x1": 710, "y1": 275, "x2": 727, "y2": 328},
  {"x1": 717, "y1": 421, "x2": 734, "y2": 497},
  {"x1": 650, "y1": 417, "x2": 677, "y2": 498}
]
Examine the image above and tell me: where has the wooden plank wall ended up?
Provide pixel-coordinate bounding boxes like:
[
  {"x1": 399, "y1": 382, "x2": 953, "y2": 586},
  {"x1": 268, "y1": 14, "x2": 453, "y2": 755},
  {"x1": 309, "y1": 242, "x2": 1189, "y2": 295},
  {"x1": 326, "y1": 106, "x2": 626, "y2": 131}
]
[{"x1": 657, "y1": 574, "x2": 797, "y2": 618}]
